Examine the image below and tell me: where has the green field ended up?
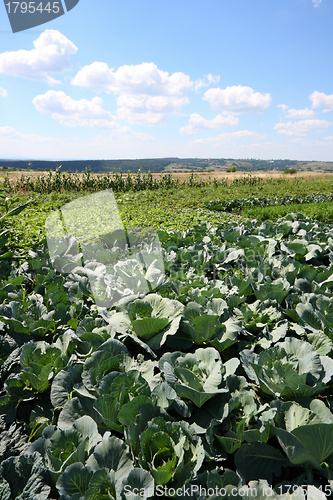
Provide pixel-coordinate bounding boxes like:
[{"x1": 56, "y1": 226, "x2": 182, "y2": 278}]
[
  {"x1": 1, "y1": 171, "x2": 333, "y2": 498},
  {"x1": 2, "y1": 170, "x2": 333, "y2": 253}
]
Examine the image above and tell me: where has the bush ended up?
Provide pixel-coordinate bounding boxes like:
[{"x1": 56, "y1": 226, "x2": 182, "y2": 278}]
[{"x1": 283, "y1": 168, "x2": 298, "y2": 175}]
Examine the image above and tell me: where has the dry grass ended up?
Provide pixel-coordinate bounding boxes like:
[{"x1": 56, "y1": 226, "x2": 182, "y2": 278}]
[{"x1": 168, "y1": 170, "x2": 333, "y2": 181}]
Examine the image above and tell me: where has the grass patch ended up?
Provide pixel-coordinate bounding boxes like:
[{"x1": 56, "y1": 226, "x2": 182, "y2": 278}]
[
  {"x1": 243, "y1": 201, "x2": 333, "y2": 222},
  {"x1": 2, "y1": 173, "x2": 333, "y2": 254}
]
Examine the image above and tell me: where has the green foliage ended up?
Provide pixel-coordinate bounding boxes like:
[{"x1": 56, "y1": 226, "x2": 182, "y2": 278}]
[
  {"x1": 205, "y1": 192, "x2": 333, "y2": 213},
  {"x1": 283, "y1": 168, "x2": 298, "y2": 175},
  {"x1": 8, "y1": 168, "x2": 212, "y2": 194},
  {"x1": 159, "y1": 347, "x2": 232, "y2": 407},
  {"x1": 4, "y1": 185, "x2": 333, "y2": 497},
  {"x1": 4, "y1": 173, "x2": 333, "y2": 255},
  {"x1": 244, "y1": 202, "x2": 333, "y2": 223},
  {"x1": 0, "y1": 189, "x2": 32, "y2": 263},
  {"x1": 240, "y1": 338, "x2": 330, "y2": 399}
]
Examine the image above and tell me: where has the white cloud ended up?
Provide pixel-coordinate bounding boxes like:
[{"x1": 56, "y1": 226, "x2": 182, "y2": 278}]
[
  {"x1": 310, "y1": 91, "x2": 333, "y2": 111},
  {"x1": 116, "y1": 94, "x2": 189, "y2": 125},
  {"x1": 179, "y1": 112, "x2": 239, "y2": 134},
  {"x1": 194, "y1": 74, "x2": 220, "y2": 92},
  {"x1": 33, "y1": 90, "x2": 117, "y2": 127},
  {"x1": 287, "y1": 108, "x2": 315, "y2": 119},
  {"x1": 72, "y1": 61, "x2": 193, "y2": 124},
  {"x1": 274, "y1": 119, "x2": 331, "y2": 136},
  {"x1": 203, "y1": 85, "x2": 272, "y2": 113},
  {"x1": 0, "y1": 126, "x2": 18, "y2": 136},
  {"x1": 32, "y1": 91, "x2": 155, "y2": 140},
  {"x1": 312, "y1": 0, "x2": 322, "y2": 7},
  {"x1": 191, "y1": 130, "x2": 263, "y2": 145},
  {"x1": 291, "y1": 137, "x2": 333, "y2": 147},
  {"x1": 0, "y1": 30, "x2": 77, "y2": 85},
  {"x1": 278, "y1": 104, "x2": 315, "y2": 119},
  {"x1": 0, "y1": 87, "x2": 7, "y2": 97},
  {"x1": 0, "y1": 125, "x2": 153, "y2": 158},
  {"x1": 72, "y1": 61, "x2": 192, "y2": 96}
]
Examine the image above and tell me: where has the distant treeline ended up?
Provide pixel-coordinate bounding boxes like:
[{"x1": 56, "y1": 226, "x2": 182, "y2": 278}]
[
  {"x1": 0, "y1": 157, "x2": 324, "y2": 173},
  {"x1": 0, "y1": 158, "x2": 176, "y2": 173}
]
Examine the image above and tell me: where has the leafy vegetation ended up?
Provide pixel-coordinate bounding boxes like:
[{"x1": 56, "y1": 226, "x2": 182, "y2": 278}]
[
  {"x1": 205, "y1": 193, "x2": 333, "y2": 213},
  {"x1": 244, "y1": 202, "x2": 333, "y2": 223},
  {"x1": 3, "y1": 171, "x2": 333, "y2": 256},
  {"x1": 2, "y1": 188, "x2": 333, "y2": 498},
  {"x1": 283, "y1": 168, "x2": 298, "y2": 175},
  {"x1": 206, "y1": 194, "x2": 333, "y2": 222},
  {"x1": 6, "y1": 169, "x2": 205, "y2": 194}
]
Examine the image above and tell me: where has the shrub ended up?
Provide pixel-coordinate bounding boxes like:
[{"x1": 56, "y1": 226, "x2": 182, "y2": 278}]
[{"x1": 283, "y1": 168, "x2": 298, "y2": 175}]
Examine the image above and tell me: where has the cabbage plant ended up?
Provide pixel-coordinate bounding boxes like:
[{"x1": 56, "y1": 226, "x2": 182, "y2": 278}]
[
  {"x1": 240, "y1": 338, "x2": 333, "y2": 399},
  {"x1": 106, "y1": 293, "x2": 184, "y2": 351},
  {"x1": 127, "y1": 410, "x2": 204, "y2": 487},
  {"x1": 159, "y1": 347, "x2": 238, "y2": 408}
]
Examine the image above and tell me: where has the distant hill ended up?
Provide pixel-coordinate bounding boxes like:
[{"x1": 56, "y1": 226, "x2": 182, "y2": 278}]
[{"x1": 0, "y1": 158, "x2": 333, "y2": 173}]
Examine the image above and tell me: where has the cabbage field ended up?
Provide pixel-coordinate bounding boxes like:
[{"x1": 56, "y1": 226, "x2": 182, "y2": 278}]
[{"x1": 2, "y1": 180, "x2": 333, "y2": 499}]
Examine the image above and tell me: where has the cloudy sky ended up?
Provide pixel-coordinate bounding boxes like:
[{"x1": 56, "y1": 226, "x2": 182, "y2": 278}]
[{"x1": 0, "y1": 0, "x2": 333, "y2": 160}]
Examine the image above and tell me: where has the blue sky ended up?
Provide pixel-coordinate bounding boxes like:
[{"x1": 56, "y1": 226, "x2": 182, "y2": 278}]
[{"x1": 0, "y1": 0, "x2": 333, "y2": 161}]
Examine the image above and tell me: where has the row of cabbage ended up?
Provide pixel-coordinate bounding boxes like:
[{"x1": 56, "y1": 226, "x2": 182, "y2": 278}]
[
  {"x1": 205, "y1": 193, "x2": 333, "y2": 212},
  {"x1": 1, "y1": 214, "x2": 333, "y2": 498}
]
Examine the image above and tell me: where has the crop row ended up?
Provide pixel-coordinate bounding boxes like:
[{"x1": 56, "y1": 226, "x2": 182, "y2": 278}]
[
  {"x1": 205, "y1": 192, "x2": 333, "y2": 212},
  {"x1": 1, "y1": 168, "x2": 272, "y2": 195},
  {"x1": 2, "y1": 169, "x2": 222, "y2": 194}
]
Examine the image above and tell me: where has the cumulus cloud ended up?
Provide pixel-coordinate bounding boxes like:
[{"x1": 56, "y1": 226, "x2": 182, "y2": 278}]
[
  {"x1": 191, "y1": 130, "x2": 263, "y2": 145},
  {"x1": 0, "y1": 30, "x2": 77, "y2": 85},
  {"x1": 72, "y1": 61, "x2": 193, "y2": 124},
  {"x1": 287, "y1": 108, "x2": 315, "y2": 119},
  {"x1": 72, "y1": 61, "x2": 192, "y2": 96},
  {"x1": 32, "y1": 91, "x2": 155, "y2": 141},
  {"x1": 179, "y1": 112, "x2": 239, "y2": 134},
  {"x1": 203, "y1": 85, "x2": 272, "y2": 113},
  {"x1": 32, "y1": 90, "x2": 119, "y2": 128},
  {"x1": 310, "y1": 91, "x2": 333, "y2": 111},
  {"x1": 194, "y1": 74, "x2": 220, "y2": 92},
  {"x1": 278, "y1": 104, "x2": 315, "y2": 119},
  {"x1": 116, "y1": 94, "x2": 189, "y2": 125},
  {"x1": 312, "y1": 0, "x2": 322, "y2": 7},
  {"x1": 274, "y1": 119, "x2": 331, "y2": 136},
  {"x1": 0, "y1": 87, "x2": 7, "y2": 97}
]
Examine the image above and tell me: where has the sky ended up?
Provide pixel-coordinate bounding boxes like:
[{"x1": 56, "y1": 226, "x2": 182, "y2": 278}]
[{"x1": 0, "y1": 0, "x2": 333, "y2": 161}]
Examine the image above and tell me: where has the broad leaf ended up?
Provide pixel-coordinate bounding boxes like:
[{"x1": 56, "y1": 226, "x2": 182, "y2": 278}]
[
  {"x1": 56, "y1": 462, "x2": 93, "y2": 498},
  {"x1": 274, "y1": 427, "x2": 321, "y2": 470},
  {"x1": 234, "y1": 442, "x2": 290, "y2": 483}
]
